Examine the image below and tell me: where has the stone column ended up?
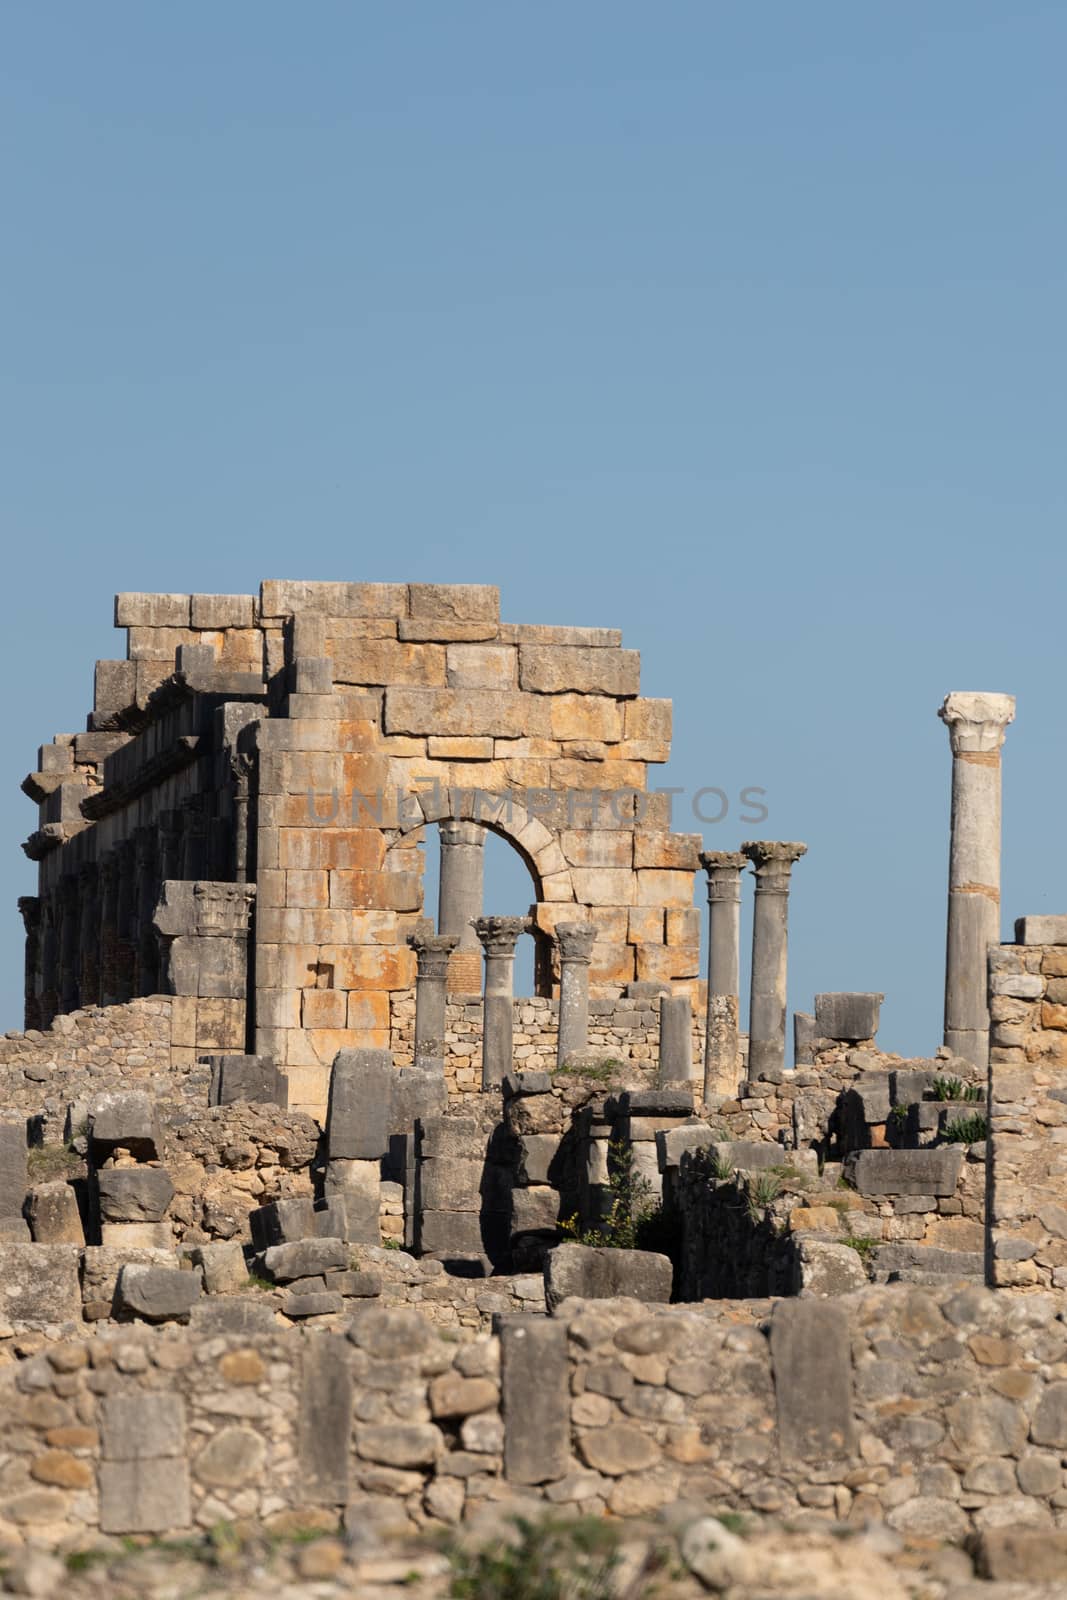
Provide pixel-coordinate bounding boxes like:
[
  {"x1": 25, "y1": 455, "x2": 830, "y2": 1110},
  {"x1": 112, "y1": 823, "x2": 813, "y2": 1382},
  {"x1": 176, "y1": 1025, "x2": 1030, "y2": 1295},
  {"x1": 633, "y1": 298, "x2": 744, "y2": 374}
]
[
  {"x1": 938, "y1": 691, "x2": 1015, "y2": 1068},
  {"x1": 439, "y1": 820, "x2": 487, "y2": 993},
  {"x1": 409, "y1": 928, "x2": 459, "y2": 1074},
  {"x1": 39, "y1": 892, "x2": 59, "y2": 1028},
  {"x1": 699, "y1": 851, "x2": 747, "y2": 1099},
  {"x1": 97, "y1": 855, "x2": 120, "y2": 1005},
  {"x1": 555, "y1": 922, "x2": 596, "y2": 1068},
  {"x1": 159, "y1": 811, "x2": 183, "y2": 882},
  {"x1": 58, "y1": 873, "x2": 80, "y2": 1014},
  {"x1": 18, "y1": 896, "x2": 41, "y2": 1031},
  {"x1": 114, "y1": 838, "x2": 137, "y2": 1001},
  {"x1": 78, "y1": 863, "x2": 101, "y2": 1007},
  {"x1": 230, "y1": 751, "x2": 255, "y2": 883},
  {"x1": 741, "y1": 841, "x2": 807, "y2": 1079},
  {"x1": 659, "y1": 993, "x2": 695, "y2": 1087},
  {"x1": 473, "y1": 915, "x2": 530, "y2": 1087},
  {"x1": 134, "y1": 827, "x2": 159, "y2": 996}
]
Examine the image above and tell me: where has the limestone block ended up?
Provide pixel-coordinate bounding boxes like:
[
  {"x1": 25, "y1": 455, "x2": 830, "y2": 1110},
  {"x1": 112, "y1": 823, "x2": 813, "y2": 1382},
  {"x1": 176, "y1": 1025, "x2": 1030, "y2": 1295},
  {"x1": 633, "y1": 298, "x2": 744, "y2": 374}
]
[
  {"x1": 577, "y1": 1423, "x2": 660, "y2": 1476},
  {"x1": 547, "y1": 694, "x2": 622, "y2": 742},
  {"x1": 25, "y1": 1182, "x2": 84, "y2": 1244},
  {"x1": 408, "y1": 582, "x2": 499, "y2": 621},
  {"x1": 331, "y1": 638, "x2": 445, "y2": 686},
  {"x1": 207, "y1": 1054, "x2": 288, "y2": 1108},
  {"x1": 511, "y1": 1185, "x2": 559, "y2": 1234},
  {"x1": 81, "y1": 1246, "x2": 176, "y2": 1315},
  {"x1": 518, "y1": 646, "x2": 640, "y2": 696},
  {"x1": 516, "y1": 1134, "x2": 560, "y2": 1186},
  {"x1": 420, "y1": 1158, "x2": 484, "y2": 1213},
  {"x1": 1015, "y1": 917, "x2": 1067, "y2": 945},
  {"x1": 94, "y1": 658, "x2": 137, "y2": 715},
  {"x1": 190, "y1": 592, "x2": 255, "y2": 628},
  {"x1": 115, "y1": 592, "x2": 191, "y2": 627},
  {"x1": 259, "y1": 579, "x2": 408, "y2": 618},
  {"x1": 428, "y1": 735, "x2": 494, "y2": 758},
  {"x1": 116, "y1": 1264, "x2": 201, "y2": 1322},
  {"x1": 0, "y1": 1119, "x2": 27, "y2": 1221},
  {"x1": 298, "y1": 1332, "x2": 353, "y2": 1503},
  {"x1": 814, "y1": 993, "x2": 884, "y2": 1042},
  {"x1": 262, "y1": 1238, "x2": 348, "y2": 1283},
  {"x1": 622, "y1": 698, "x2": 672, "y2": 759},
  {"x1": 316, "y1": 1188, "x2": 380, "y2": 1246},
  {"x1": 445, "y1": 644, "x2": 517, "y2": 689},
  {"x1": 249, "y1": 1196, "x2": 317, "y2": 1250},
  {"x1": 419, "y1": 1211, "x2": 485, "y2": 1254},
  {"x1": 635, "y1": 870, "x2": 695, "y2": 907},
  {"x1": 543, "y1": 1243, "x2": 672, "y2": 1311},
  {"x1": 384, "y1": 686, "x2": 547, "y2": 739},
  {"x1": 770, "y1": 1298, "x2": 855, "y2": 1457},
  {"x1": 192, "y1": 1240, "x2": 249, "y2": 1294},
  {"x1": 991, "y1": 973, "x2": 1044, "y2": 998},
  {"x1": 499, "y1": 1316, "x2": 570, "y2": 1484},
  {"x1": 0, "y1": 1243, "x2": 81, "y2": 1324},
  {"x1": 326, "y1": 1048, "x2": 393, "y2": 1161},
  {"x1": 633, "y1": 832, "x2": 701, "y2": 871},
  {"x1": 847, "y1": 1147, "x2": 964, "y2": 1197},
  {"x1": 96, "y1": 1168, "x2": 175, "y2": 1223}
]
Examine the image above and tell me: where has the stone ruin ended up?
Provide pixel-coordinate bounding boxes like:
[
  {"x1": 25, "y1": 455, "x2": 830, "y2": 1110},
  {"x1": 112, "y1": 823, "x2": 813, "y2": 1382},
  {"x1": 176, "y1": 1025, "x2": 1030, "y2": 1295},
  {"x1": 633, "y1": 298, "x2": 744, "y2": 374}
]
[{"x1": 2, "y1": 581, "x2": 1067, "y2": 1590}]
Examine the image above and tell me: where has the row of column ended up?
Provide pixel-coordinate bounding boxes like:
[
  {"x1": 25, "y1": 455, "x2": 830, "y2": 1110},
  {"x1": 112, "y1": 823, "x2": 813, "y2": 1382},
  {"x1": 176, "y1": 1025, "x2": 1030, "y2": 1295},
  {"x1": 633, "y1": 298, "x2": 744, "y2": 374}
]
[
  {"x1": 409, "y1": 840, "x2": 810, "y2": 1096},
  {"x1": 19, "y1": 796, "x2": 234, "y2": 1027}
]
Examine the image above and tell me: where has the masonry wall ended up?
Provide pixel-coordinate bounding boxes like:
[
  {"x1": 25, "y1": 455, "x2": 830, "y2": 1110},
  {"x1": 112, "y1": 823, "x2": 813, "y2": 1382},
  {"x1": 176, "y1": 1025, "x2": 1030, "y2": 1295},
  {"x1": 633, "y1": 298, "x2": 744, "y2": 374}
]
[{"x1": 2, "y1": 1286, "x2": 1066, "y2": 1544}]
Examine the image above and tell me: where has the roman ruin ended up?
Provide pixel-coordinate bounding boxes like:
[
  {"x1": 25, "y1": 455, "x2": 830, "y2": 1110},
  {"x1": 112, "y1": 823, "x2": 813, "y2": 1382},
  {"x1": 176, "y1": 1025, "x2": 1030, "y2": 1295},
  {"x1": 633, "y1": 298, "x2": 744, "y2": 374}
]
[{"x1": 0, "y1": 577, "x2": 1064, "y2": 1594}]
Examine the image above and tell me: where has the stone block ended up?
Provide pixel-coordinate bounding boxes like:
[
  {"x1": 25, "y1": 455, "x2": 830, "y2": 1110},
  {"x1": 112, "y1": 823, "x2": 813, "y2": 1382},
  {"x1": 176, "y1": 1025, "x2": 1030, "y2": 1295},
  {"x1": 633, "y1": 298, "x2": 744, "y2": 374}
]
[
  {"x1": 190, "y1": 592, "x2": 255, "y2": 628},
  {"x1": 326, "y1": 1049, "x2": 393, "y2": 1161},
  {"x1": 249, "y1": 1196, "x2": 317, "y2": 1250},
  {"x1": 102, "y1": 1392, "x2": 185, "y2": 1461},
  {"x1": 116, "y1": 1264, "x2": 201, "y2": 1322},
  {"x1": 888, "y1": 1067, "x2": 940, "y2": 1104},
  {"x1": 0, "y1": 1118, "x2": 27, "y2": 1219},
  {"x1": 770, "y1": 1298, "x2": 856, "y2": 1459},
  {"x1": 813, "y1": 993, "x2": 883, "y2": 1042},
  {"x1": 1015, "y1": 916, "x2": 1067, "y2": 945},
  {"x1": 418, "y1": 1116, "x2": 484, "y2": 1161},
  {"x1": 299, "y1": 1333, "x2": 353, "y2": 1504},
  {"x1": 95, "y1": 1168, "x2": 175, "y2": 1223},
  {"x1": 115, "y1": 592, "x2": 191, "y2": 627},
  {"x1": 384, "y1": 686, "x2": 542, "y2": 739},
  {"x1": 791, "y1": 1238, "x2": 868, "y2": 1296},
  {"x1": 656, "y1": 1124, "x2": 716, "y2": 1169},
  {"x1": 499, "y1": 1316, "x2": 570, "y2": 1484},
  {"x1": 81, "y1": 1245, "x2": 176, "y2": 1314},
  {"x1": 25, "y1": 1182, "x2": 84, "y2": 1244},
  {"x1": 420, "y1": 1157, "x2": 484, "y2": 1213},
  {"x1": 419, "y1": 1211, "x2": 486, "y2": 1255},
  {"x1": 94, "y1": 658, "x2": 137, "y2": 716},
  {"x1": 99, "y1": 1459, "x2": 192, "y2": 1534},
  {"x1": 502, "y1": 1071, "x2": 553, "y2": 1099},
  {"x1": 0, "y1": 1216, "x2": 30, "y2": 1242},
  {"x1": 190, "y1": 1297, "x2": 279, "y2": 1335},
  {"x1": 977, "y1": 1530, "x2": 1067, "y2": 1581},
  {"x1": 191, "y1": 1240, "x2": 249, "y2": 1294},
  {"x1": 88, "y1": 1092, "x2": 162, "y2": 1162},
  {"x1": 101, "y1": 1220, "x2": 174, "y2": 1248},
  {"x1": 847, "y1": 1147, "x2": 964, "y2": 1197},
  {"x1": 446, "y1": 643, "x2": 516, "y2": 690},
  {"x1": 390, "y1": 1068, "x2": 449, "y2": 1138},
  {"x1": 263, "y1": 1237, "x2": 348, "y2": 1282},
  {"x1": 315, "y1": 1190, "x2": 380, "y2": 1246},
  {"x1": 518, "y1": 645, "x2": 640, "y2": 696},
  {"x1": 284, "y1": 1290, "x2": 344, "y2": 1317},
  {"x1": 511, "y1": 1186, "x2": 559, "y2": 1235},
  {"x1": 207, "y1": 1054, "x2": 288, "y2": 1108},
  {"x1": 0, "y1": 1243, "x2": 81, "y2": 1324},
  {"x1": 543, "y1": 1243, "x2": 672, "y2": 1311},
  {"x1": 990, "y1": 973, "x2": 1044, "y2": 998},
  {"x1": 408, "y1": 582, "x2": 499, "y2": 622},
  {"x1": 516, "y1": 1134, "x2": 560, "y2": 1187},
  {"x1": 621, "y1": 1088, "x2": 694, "y2": 1116}
]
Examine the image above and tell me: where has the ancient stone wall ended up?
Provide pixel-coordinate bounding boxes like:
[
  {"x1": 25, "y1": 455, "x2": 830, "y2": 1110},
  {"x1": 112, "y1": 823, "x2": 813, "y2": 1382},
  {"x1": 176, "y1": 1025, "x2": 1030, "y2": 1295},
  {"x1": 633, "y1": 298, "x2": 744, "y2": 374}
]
[{"x1": 2, "y1": 1287, "x2": 1066, "y2": 1543}]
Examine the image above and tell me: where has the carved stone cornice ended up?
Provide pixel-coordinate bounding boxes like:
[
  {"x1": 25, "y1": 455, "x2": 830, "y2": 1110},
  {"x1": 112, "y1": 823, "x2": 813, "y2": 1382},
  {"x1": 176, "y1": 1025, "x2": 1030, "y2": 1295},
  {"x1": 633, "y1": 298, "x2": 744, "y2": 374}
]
[
  {"x1": 408, "y1": 929, "x2": 460, "y2": 979},
  {"x1": 741, "y1": 840, "x2": 807, "y2": 895},
  {"x1": 556, "y1": 922, "x2": 596, "y2": 964},
  {"x1": 938, "y1": 692, "x2": 1016, "y2": 755},
  {"x1": 699, "y1": 851, "x2": 748, "y2": 903}
]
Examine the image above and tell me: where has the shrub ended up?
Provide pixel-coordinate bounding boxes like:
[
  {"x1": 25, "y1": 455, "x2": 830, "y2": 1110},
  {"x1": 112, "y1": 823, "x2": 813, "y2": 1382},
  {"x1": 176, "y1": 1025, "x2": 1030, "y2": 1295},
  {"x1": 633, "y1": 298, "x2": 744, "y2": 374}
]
[
  {"x1": 931, "y1": 1076, "x2": 984, "y2": 1104},
  {"x1": 941, "y1": 1112, "x2": 988, "y2": 1145},
  {"x1": 560, "y1": 1139, "x2": 665, "y2": 1251},
  {"x1": 449, "y1": 1515, "x2": 620, "y2": 1600},
  {"x1": 745, "y1": 1170, "x2": 783, "y2": 1220}
]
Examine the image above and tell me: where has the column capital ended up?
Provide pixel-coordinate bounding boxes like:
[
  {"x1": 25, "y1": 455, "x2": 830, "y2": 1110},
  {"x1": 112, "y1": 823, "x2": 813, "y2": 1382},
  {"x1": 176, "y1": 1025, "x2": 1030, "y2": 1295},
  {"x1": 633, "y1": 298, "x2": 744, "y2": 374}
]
[
  {"x1": 409, "y1": 928, "x2": 460, "y2": 977},
  {"x1": 699, "y1": 851, "x2": 748, "y2": 901},
  {"x1": 440, "y1": 819, "x2": 487, "y2": 850},
  {"x1": 472, "y1": 914, "x2": 530, "y2": 956},
  {"x1": 556, "y1": 921, "x2": 596, "y2": 964},
  {"x1": 742, "y1": 840, "x2": 807, "y2": 876},
  {"x1": 938, "y1": 691, "x2": 1016, "y2": 755}
]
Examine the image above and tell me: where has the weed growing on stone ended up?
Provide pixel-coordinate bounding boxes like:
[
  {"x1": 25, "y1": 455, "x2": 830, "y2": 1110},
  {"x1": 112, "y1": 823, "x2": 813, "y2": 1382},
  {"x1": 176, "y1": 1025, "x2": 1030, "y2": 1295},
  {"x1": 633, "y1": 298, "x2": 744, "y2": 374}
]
[
  {"x1": 931, "y1": 1076, "x2": 984, "y2": 1103},
  {"x1": 941, "y1": 1112, "x2": 988, "y2": 1144},
  {"x1": 559, "y1": 1139, "x2": 665, "y2": 1250},
  {"x1": 448, "y1": 1515, "x2": 620, "y2": 1600}
]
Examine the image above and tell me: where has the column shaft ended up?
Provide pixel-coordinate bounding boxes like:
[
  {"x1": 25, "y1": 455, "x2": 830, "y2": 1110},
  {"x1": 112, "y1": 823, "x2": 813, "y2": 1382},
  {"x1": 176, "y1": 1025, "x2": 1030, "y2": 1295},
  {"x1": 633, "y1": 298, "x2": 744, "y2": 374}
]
[
  {"x1": 659, "y1": 993, "x2": 694, "y2": 1086},
  {"x1": 742, "y1": 841, "x2": 807, "y2": 1079},
  {"x1": 474, "y1": 916, "x2": 529, "y2": 1087},
  {"x1": 699, "y1": 851, "x2": 747, "y2": 1099},
  {"x1": 555, "y1": 922, "x2": 595, "y2": 1068},
  {"x1": 439, "y1": 821, "x2": 486, "y2": 993},
  {"x1": 409, "y1": 931, "x2": 459, "y2": 1073}
]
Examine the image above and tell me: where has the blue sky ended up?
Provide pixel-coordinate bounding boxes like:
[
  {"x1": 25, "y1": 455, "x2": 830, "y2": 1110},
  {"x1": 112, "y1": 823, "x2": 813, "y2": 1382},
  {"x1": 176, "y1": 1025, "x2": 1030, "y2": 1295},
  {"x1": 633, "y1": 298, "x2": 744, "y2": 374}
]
[{"x1": 3, "y1": 3, "x2": 1064, "y2": 1051}]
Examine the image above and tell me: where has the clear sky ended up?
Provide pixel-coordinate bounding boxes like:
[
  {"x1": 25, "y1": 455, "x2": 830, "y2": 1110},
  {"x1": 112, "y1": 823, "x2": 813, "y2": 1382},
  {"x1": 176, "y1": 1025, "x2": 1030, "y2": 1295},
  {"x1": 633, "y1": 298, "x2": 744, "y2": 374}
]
[{"x1": 3, "y1": 3, "x2": 1065, "y2": 1052}]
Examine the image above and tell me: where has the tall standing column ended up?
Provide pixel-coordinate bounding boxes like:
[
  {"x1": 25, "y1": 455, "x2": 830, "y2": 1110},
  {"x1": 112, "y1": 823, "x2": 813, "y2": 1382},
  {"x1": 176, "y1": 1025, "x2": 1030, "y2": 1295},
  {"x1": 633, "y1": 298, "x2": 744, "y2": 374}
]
[
  {"x1": 18, "y1": 897, "x2": 41, "y2": 1031},
  {"x1": 58, "y1": 874, "x2": 80, "y2": 1014},
  {"x1": 699, "y1": 850, "x2": 747, "y2": 1099},
  {"x1": 555, "y1": 922, "x2": 596, "y2": 1068},
  {"x1": 134, "y1": 827, "x2": 159, "y2": 997},
  {"x1": 114, "y1": 839, "x2": 137, "y2": 1001},
  {"x1": 439, "y1": 821, "x2": 487, "y2": 993},
  {"x1": 938, "y1": 692, "x2": 1015, "y2": 1069},
  {"x1": 78, "y1": 863, "x2": 101, "y2": 1007},
  {"x1": 473, "y1": 916, "x2": 530, "y2": 1087},
  {"x1": 741, "y1": 841, "x2": 807, "y2": 1079},
  {"x1": 409, "y1": 929, "x2": 459, "y2": 1074},
  {"x1": 39, "y1": 891, "x2": 58, "y2": 1026},
  {"x1": 659, "y1": 993, "x2": 694, "y2": 1087},
  {"x1": 98, "y1": 855, "x2": 120, "y2": 1005}
]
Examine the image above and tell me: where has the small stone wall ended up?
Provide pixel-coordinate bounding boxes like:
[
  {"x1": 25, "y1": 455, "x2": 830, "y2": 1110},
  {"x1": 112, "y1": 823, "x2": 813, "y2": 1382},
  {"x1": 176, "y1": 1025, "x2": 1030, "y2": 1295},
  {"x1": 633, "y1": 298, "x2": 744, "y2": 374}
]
[
  {"x1": 2, "y1": 1285, "x2": 1066, "y2": 1545},
  {"x1": 989, "y1": 936, "x2": 1067, "y2": 1289}
]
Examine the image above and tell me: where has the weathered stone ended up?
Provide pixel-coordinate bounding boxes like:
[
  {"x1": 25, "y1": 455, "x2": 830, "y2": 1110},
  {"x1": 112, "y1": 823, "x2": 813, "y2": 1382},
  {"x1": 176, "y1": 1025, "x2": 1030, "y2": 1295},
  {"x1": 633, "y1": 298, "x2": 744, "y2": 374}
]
[
  {"x1": 348, "y1": 1305, "x2": 435, "y2": 1358},
  {"x1": 0, "y1": 1243, "x2": 81, "y2": 1325},
  {"x1": 518, "y1": 645, "x2": 640, "y2": 696},
  {"x1": 192, "y1": 1240, "x2": 249, "y2": 1294},
  {"x1": 770, "y1": 1299, "x2": 855, "y2": 1459},
  {"x1": 95, "y1": 1167, "x2": 175, "y2": 1223},
  {"x1": 1030, "y1": 1381, "x2": 1067, "y2": 1448},
  {"x1": 116, "y1": 1264, "x2": 201, "y2": 1322},
  {"x1": 428, "y1": 1374, "x2": 498, "y2": 1420},
  {"x1": 814, "y1": 992, "x2": 883, "y2": 1041},
  {"x1": 207, "y1": 1054, "x2": 288, "y2": 1108},
  {"x1": 284, "y1": 1290, "x2": 344, "y2": 1317},
  {"x1": 102, "y1": 1392, "x2": 185, "y2": 1460},
  {"x1": 326, "y1": 1049, "x2": 393, "y2": 1160},
  {"x1": 25, "y1": 1181, "x2": 83, "y2": 1244},
  {"x1": 978, "y1": 1529, "x2": 1067, "y2": 1580},
  {"x1": 847, "y1": 1147, "x2": 964, "y2": 1197},
  {"x1": 0, "y1": 1118, "x2": 28, "y2": 1219},
  {"x1": 792, "y1": 1238, "x2": 868, "y2": 1297},
  {"x1": 499, "y1": 1316, "x2": 569, "y2": 1484},
  {"x1": 1015, "y1": 916, "x2": 1067, "y2": 945},
  {"x1": 99, "y1": 1458, "x2": 192, "y2": 1534},
  {"x1": 263, "y1": 1237, "x2": 348, "y2": 1282},
  {"x1": 87, "y1": 1091, "x2": 162, "y2": 1161},
  {"x1": 299, "y1": 1333, "x2": 353, "y2": 1504},
  {"x1": 194, "y1": 1425, "x2": 266, "y2": 1486},
  {"x1": 357, "y1": 1425, "x2": 441, "y2": 1467},
  {"x1": 577, "y1": 1423, "x2": 660, "y2": 1476},
  {"x1": 544, "y1": 1244, "x2": 672, "y2": 1312}
]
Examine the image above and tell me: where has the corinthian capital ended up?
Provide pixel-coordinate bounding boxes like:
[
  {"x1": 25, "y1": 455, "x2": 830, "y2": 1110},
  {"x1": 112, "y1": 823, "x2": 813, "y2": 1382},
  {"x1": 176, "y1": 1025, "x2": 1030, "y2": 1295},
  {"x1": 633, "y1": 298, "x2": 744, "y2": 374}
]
[
  {"x1": 472, "y1": 915, "x2": 530, "y2": 956},
  {"x1": 741, "y1": 840, "x2": 807, "y2": 892},
  {"x1": 938, "y1": 692, "x2": 1016, "y2": 755}
]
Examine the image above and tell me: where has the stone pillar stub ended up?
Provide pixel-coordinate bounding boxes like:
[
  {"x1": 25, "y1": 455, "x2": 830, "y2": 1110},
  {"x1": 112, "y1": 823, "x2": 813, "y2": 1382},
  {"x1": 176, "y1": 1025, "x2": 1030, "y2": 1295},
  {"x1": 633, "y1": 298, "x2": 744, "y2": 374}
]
[
  {"x1": 938, "y1": 691, "x2": 1015, "y2": 1068},
  {"x1": 742, "y1": 841, "x2": 807, "y2": 1080},
  {"x1": 658, "y1": 993, "x2": 694, "y2": 1087},
  {"x1": 473, "y1": 915, "x2": 530, "y2": 1088},
  {"x1": 439, "y1": 820, "x2": 487, "y2": 993},
  {"x1": 700, "y1": 850, "x2": 747, "y2": 1098},
  {"x1": 409, "y1": 927, "x2": 459, "y2": 1074},
  {"x1": 555, "y1": 921, "x2": 595, "y2": 1068}
]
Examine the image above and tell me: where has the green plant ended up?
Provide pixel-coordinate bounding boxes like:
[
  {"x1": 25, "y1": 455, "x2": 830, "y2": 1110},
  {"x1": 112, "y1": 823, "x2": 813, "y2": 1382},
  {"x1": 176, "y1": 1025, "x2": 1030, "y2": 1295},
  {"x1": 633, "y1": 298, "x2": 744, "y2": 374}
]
[
  {"x1": 243, "y1": 1273, "x2": 274, "y2": 1292},
  {"x1": 941, "y1": 1112, "x2": 988, "y2": 1145},
  {"x1": 931, "y1": 1076, "x2": 985, "y2": 1103},
  {"x1": 745, "y1": 1169, "x2": 783, "y2": 1220},
  {"x1": 842, "y1": 1232, "x2": 879, "y2": 1264},
  {"x1": 449, "y1": 1515, "x2": 620, "y2": 1600},
  {"x1": 26, "y1": 1143, "x2": 82, "y2": 1181},
  {"x1": 555, "y1": 1057, "x2": 624, "y2": 1083},
  {"x1": 560, "y1": 1140, "x2": 664, "y2": 1250},
  {"x1": 888, "y1": 1105, "x2": 908, "y2": 1127},
  {"x1": 379, "y1": 1236, "x2": 403, "y2": 1250}
]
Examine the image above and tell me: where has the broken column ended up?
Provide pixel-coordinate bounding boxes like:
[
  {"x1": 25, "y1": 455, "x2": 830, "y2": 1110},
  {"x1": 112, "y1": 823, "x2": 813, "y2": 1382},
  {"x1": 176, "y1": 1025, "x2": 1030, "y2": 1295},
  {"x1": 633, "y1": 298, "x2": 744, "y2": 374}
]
[
  {"x1": 555, "y1": 921, "x2": 596, "y2": 1068},
  {"x1": 87, "y1": 1092, "x2": 173, "y2": 1247},
  {"x1": 473, "y1": 915, "x2": 530, "y2": 1088},
  {"x1": 409, "y1": 927, "x2": 459, "y2": 1074},
  {"x1": 322, "y1": 1047, "x2": 394, "y2": 1244},
  {"x1": 658, "y1": 993, "x2": 694, "y2": 1086},
  {"x1": 439, "y1": 820, "x2": 487, "y2": 993},
  {"x1": 938, "y1": 691, "x2": 1016, "y2": 1069},
  {"x1": 742, "y1": 840, "x2": 807, "y2": 1078},
  {"x1": 700, "y1": 850, "x2": 747, "y2": 1098}
]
